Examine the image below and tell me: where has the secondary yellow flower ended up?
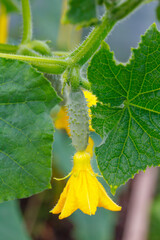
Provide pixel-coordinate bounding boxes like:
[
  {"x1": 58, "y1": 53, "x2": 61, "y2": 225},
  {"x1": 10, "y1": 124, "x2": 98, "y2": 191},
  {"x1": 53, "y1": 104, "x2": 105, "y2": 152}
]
[
  {"x1": 54, "y1": 90, "x2": 97, "y2": 133},
  {"x1": 54, "y1": 90, "x2": 97, "y2": 157},
  {"x1": 83, "y1": 90, "x2": 97, "y2": 107},
  {"x1": 50, "y1": 151, "x2": 121, "y2": 219},
  {"x1": 0, "y1": 4, "x2": 9, "y2": 43},
  {"x1": 54, "y1": 106, "x2": 70, "y2": 136},
  {"x1": 83, "y1": 90, "x2": 97, "y2": 131}
]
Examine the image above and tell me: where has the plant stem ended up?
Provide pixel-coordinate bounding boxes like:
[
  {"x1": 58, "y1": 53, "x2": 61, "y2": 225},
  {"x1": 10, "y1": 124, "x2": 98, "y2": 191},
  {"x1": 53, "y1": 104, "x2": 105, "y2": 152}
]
[
  {"x1": 0, "y1": 52, "x2": 68, "y2": 73},
  {"x1": 21, "y1": 0, "x2": 32, "y2": 43},
  {"x1": 0, "y1": 44, "x2": 18, "y2": 53},
  {"x1": 32, "y1": 63, "x2": 66, "y2": 74},
  {"x1": 69, "y1": 0, "x2": 147, "y2": 66},
  {"x1": 69, "y1": 14, "x2": 116, "y2": 66},
  {"x1": 110, "y1": 0, "x2": 146, "y2": 20},
  {"x1": 52, "y1": 51, "x2": 70, "y2": 57},
  {"x1": 0, "y1": 52, "x2": 68, "y2": 66},
  {"x1": 0, "y1": 0, "x2": 151, "y2": 74}
]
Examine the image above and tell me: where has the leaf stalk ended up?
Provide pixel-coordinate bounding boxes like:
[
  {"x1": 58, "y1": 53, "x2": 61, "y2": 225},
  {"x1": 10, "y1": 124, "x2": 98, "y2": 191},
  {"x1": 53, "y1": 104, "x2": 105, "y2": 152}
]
[
  {"x1": 21, "y1": 0, "x2": 32, "y2": 43},
  {"x1": 0, "y1": 0, "x2": 150, "y2": 75}
]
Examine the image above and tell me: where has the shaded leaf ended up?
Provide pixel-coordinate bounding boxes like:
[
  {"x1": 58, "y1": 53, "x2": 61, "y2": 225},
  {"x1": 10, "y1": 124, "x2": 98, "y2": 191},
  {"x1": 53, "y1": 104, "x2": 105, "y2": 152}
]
[
  {"x1": 0, "y1": 59, "x2": 61, "y2": 202},
  {"x1": 62, "y1": 0, "x2": 98, "y2": 28}
]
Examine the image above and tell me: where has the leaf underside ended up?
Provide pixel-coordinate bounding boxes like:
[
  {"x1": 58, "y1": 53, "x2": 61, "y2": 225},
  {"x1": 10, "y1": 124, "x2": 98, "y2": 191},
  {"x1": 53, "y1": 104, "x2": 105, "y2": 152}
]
[
  {"x1": 62, "y1": 0, "x2": 98, "y2": 28},
  {"x1": 0, "y1": 59, "x2": 61, "y2": 202},
  {"x1": 88, "y1": 23, "x2": 160, "y2": 194}
]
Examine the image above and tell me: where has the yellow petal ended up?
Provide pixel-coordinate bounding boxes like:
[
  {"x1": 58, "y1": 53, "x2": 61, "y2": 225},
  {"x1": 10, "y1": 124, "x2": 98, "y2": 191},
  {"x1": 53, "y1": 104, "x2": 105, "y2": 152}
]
[
  {"x1": 51, "y1": 151, "x2": 121, "y2": 219},
  {"x1": 54, "y1": 107, "x2": 70, "y2": 135},
  {"x1": 86, "y1": 137, "x2": 94, "y2": 157},
  {"x1": 0, "y1": 5, "x2": 9, "y2": 44},
  {"x1": 97, "y1": 181, "x2": 121, "y2": 211},
  {"x1": 59, "y1": 176, "x2": 78, "y2": 219},
  {"x1": 54, "y1": 90, "x2": 97, "y2": 136},
  {"x1": 83, "y1": 90, "x2": 97, "y2": 107},
  {"x1": 50, "y1": 180, "x2": 70, "y2": 214},
  {"x1": 83, "y1": 90, "x2": 97, "y2": 131},
  {"x1": 76, "y1": 171, "x2": 98, "y2": 215}
]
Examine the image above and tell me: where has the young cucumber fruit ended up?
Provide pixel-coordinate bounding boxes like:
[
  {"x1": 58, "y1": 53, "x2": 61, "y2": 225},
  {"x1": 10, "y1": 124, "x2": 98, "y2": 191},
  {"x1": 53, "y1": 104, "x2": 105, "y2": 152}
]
[{"x1": 67, "y1": 89, "x2": 89, "y2": 151}]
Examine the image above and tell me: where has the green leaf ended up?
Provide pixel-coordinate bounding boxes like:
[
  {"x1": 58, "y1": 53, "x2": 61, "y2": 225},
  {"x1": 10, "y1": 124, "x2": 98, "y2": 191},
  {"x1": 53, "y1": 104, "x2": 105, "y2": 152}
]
[
  {"x1": 0, "y1": 59, "x2": 61, "y2": 202},
  {"x1": 62, "y1": 0, "x2": 125, "y2": 26},
  {"x1": 88, "y1": 23, "x2": 160, "y2": 194},
  {"x1": 1, "y1": 0, "x2": 21, "y2": 13},
  {"x1": 0, "y1": 201, "x2": 30, "y2": 240},
  {"x1": 62, "y1": 0, "x2": 99, "y2": 28}
]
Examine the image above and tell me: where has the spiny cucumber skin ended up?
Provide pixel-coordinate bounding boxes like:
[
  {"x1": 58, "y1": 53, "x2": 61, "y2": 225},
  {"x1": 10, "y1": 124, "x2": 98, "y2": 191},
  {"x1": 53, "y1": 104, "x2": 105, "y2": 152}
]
[{"x1": 68, "y1": 90, "x2": 89, "y2": 151}]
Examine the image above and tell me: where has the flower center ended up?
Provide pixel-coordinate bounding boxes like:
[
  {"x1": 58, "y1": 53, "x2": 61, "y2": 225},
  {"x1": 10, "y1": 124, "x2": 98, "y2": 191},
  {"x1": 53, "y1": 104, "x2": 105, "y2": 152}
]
[{"x1": 73, "y1": 151, "x2": 92, "y2": 171}]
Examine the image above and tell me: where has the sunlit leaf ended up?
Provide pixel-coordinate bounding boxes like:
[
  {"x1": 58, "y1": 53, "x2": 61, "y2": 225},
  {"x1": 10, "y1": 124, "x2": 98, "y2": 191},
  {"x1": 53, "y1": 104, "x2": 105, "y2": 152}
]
[{"x1": 88, "y1": 24, "x2": 160, "y2": 193}]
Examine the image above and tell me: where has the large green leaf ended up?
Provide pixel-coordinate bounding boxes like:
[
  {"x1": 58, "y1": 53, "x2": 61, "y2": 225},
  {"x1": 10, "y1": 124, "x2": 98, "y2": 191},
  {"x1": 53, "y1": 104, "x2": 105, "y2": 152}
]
[
  {"x1": 0, "y1": 59, "x2": 61, "y2": 202},
  {"x1": 88, "y1": 23, "x2": 160, "y2": 194},
  {"x1": 62, "y1": 0, "x2": 98, "y2": 28}
]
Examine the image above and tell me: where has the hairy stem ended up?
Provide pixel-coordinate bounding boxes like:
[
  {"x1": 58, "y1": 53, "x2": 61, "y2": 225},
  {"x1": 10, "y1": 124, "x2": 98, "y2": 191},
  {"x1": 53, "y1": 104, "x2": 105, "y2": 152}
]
[
  {"x1": 32, "y1": 63, "x2": 66, "y2": 74},
  {"x1": 0, "y1": 0, "x2": 150, "y2": 74},
  {"x1": 69, "y1": 0, "x2": 147, "y2": 66},
  {"x1": 69, "y1": 14, "x2": 116, "y2": 66},
  {"x1": 0, "y1": 44, "x2": 17, "y2": 53},
  {"x1": 21, "y1": 0, "x2": 32, "y2": 43},
  {"x1": 111, "y1": 0, "x2": 146, "y2": 20},
  {"x1": 0, "y1": 53, "x2": 68, "y2": 66}
]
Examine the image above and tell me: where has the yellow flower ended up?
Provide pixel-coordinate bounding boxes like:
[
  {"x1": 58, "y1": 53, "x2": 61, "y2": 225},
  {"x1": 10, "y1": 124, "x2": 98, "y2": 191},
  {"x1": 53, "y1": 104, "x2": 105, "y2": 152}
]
[
  {"x1": 54, "y1": 90, "x2": 97, "y2": 156},
  {"x1": 86, "y1": 136, "x2": 94, "y2": 157},
  {"x1": 54, "y1": 90, "x2": 97, "y2": 133},
  {"x1": 54, "y1": 106, "x2": 71, "y2": 136},
  {"x1": 83, "y1": 90, "x2": 97, "y2": 108},
  {"x1": 83, "y1": 90, "x2": 97, "y2": 131},
  {"x1": 0, "y1": 4, "x2": 9, "y2": 44},
  {"x1": 50, "y1": 151, "x2": 121, "y2": 219},
  {"x1": 54, "y1": 106, "x2": 94, "y2": 156}
]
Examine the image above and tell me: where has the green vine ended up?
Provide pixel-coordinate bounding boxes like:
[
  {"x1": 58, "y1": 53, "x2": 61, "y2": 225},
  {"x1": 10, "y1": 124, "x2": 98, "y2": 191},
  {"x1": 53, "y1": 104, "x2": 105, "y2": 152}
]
[
  {"x1": 21, "y1": 0, "x2": 32, "y2": 43},
  {"x1": 0, "y1": 0, "x2": 153, "y2": 79}
]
